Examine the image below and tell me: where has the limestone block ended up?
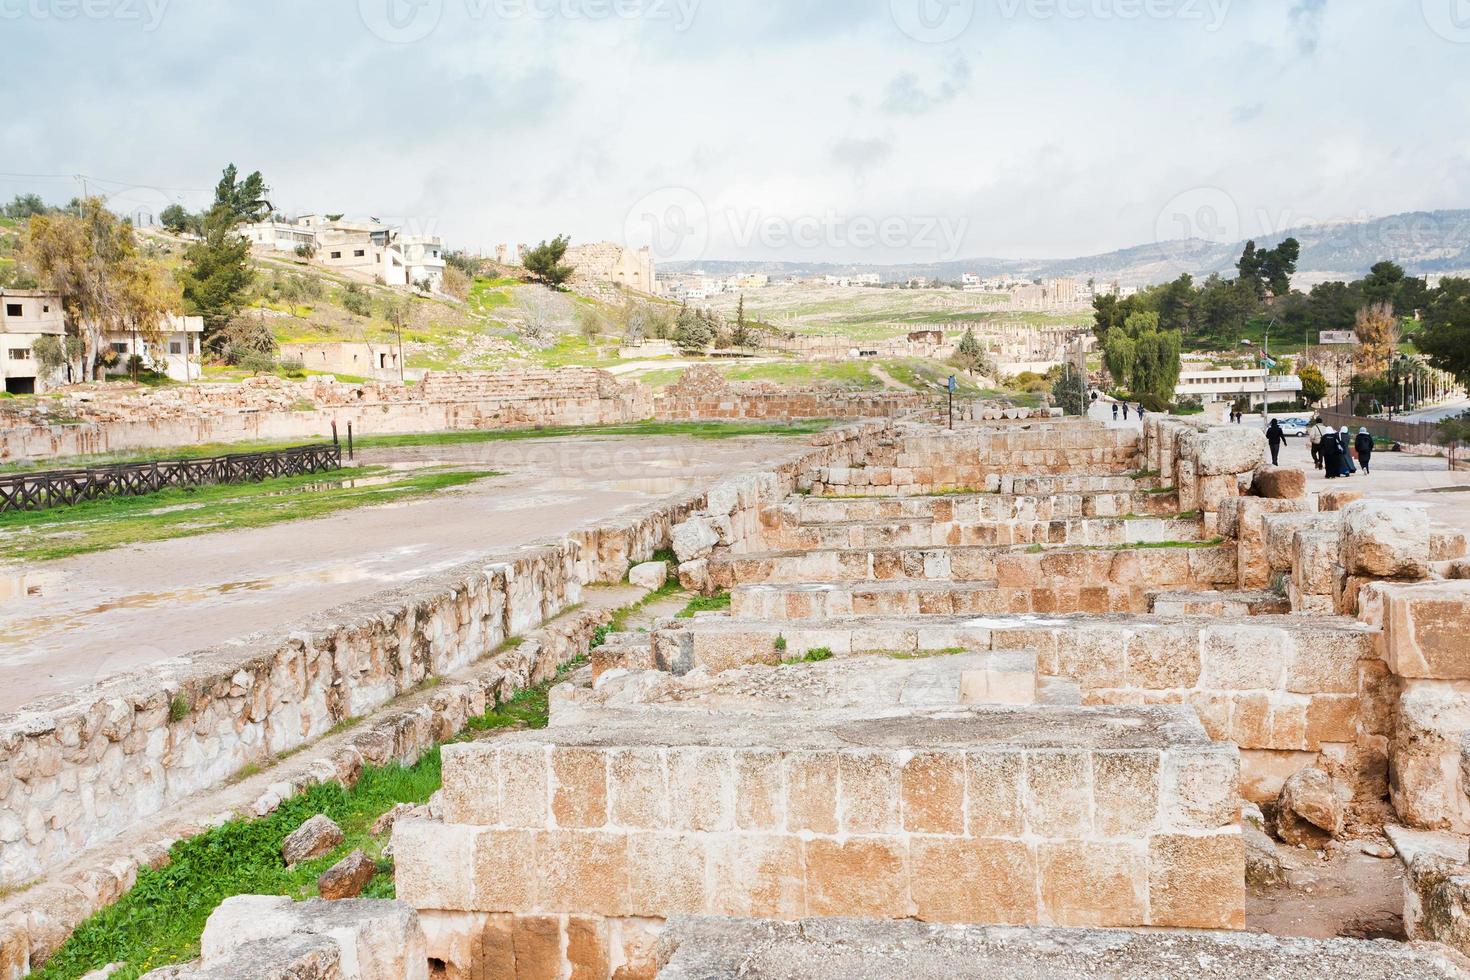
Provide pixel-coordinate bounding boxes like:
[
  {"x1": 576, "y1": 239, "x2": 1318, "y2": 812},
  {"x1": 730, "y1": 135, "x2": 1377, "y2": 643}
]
[
  {"x1": 959, "y1": 665, "x2": 1037, "y2": 706},
  {"x1": 1433, "y1": 529, "x2": 1470, "y2": 563},
  {"x1": 1220, "y1": 497, "x2": 1311, "y2": 589},
  {"x1": 282, "y1": 815, "x2": 343, "y2": 866},
  {"x1": 1192, "y1": 426, "x2": 1267, "y2": 477},
  {"x1": 198, "y1": 895, "x2": 427, "y2": 980},
  {"x1": 1275, "y1": 767, "x2": 1344, "y2": 847},
  {"x1": 1290, "y1": 528, "x2": 1340, "y2": 601},
  {"x1": 1392, "y1": 684, "x2": 1470, "y2": 832},
  {"x1": 1378, "y1": 581, "x2": 1470, "y2": 680},
  {"x1": 1340, "y1": 500, "x2": 1432, "y2": 580},
  {"x1": 1319, "y1": 488, "x2": 1364, "y2": 512},
  {"x1": 1250, "y1": 466, "x2": 1307, "y2": 500},
  {"x1": 318, "y1": 850, "x2": 375, "y2": 901},
  {"x1": 1262, "y1": 512, "x2": 1338, "y2": 574},
  {"x1": 628, "y1": 562, "x2": 668, "y2": 591},
  {"x1": 671, "y1": 518, "x2": 720, "y2": 563}
]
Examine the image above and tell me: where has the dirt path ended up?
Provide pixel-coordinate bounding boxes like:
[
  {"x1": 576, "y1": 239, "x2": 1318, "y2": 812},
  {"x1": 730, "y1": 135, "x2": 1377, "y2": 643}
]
[{"x1": 0, "y1": 435, "x2": 798, "y2": 712}]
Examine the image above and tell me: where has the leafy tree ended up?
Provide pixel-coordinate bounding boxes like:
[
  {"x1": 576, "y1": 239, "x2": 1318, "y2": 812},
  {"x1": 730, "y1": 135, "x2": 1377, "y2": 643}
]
[
  {"x1": 1361, "y1": 261, "x2": 1406, "y2": 309},
  {"x1": 1352, "y1": 302, "x2": 1400, "y2": 377},
  {"x1": 179, "y1": 205, "x2": 254, "y2": 335},
  {"x1": 1051, "y1": 365, "x2": 1088, "y2": 416},
  {"x1": 953, "y1": 327, "x2": 985, "y2": 372},
  {"x1": 1155, "y1": 274, "x2": 1197, "y2": 335},
  {"x1": 3, "y1": 193, "x2": 53, "y2": 219},
  {"x1": 1236, "y1": 241, "x2": 1263, "y2": 299},
  {"x1": 23, "y1": 197, "x2": 179, "y2": 379},
  {"x1": 1306, "y1": 280, "x2": 1364, "y2": 334},
  {"x1": 341, "y1": 282, "x2": 373, "y2": 317},
  {"x1": 1196, "y1": 273, "x2": 1258, "y2": 344},
  {"x1": 1102, "y1": 310, "x2": 1180, "y2": 403},
  {"x1": 30, "y1": 334, "x2": 67, "y2": 375},
  {"x1": 1436, "y1": 412, "x2": 1470, "y2": 470},
  {"x1": 1259, "y1": 237, "x2": 1300, "y2": 297},
  {"x1": 731, "y1": 295, "x2": 756, "y2": 348},
  {"x1": 160, "y1": 204, "x2": 197, "y2": 235},
  {"x1": 522, "y1": 235, "x2": 574, "y2": 288},
  {"x1": 673, "y1": 302, "x2": 712, "y2": 350},
  {"x1": 1417, "y1": 277, "x2": 1470, "y2": 386},
  {"x1": 1102, "y1": 328, "x2": 1135, "y2": 387},
  {"x1": 1297, "y1": 363, "x2": 1328, "y2": 405},
  {"x1": 213, "y1": 164, "x2": 271, "y2": 223},
  {"x1": 1398, "y1": 275, "x2": 1431, "y2": 318}
]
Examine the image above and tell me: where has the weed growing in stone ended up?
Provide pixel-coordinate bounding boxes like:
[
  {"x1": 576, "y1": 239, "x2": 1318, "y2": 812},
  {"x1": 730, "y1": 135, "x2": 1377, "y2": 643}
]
[
  {"x1": 34, "y1": 753, "x2": 443, "y2": 980},
  {"x1": 782, "y1": 647, "x2": 834, "y2": 665},
  {"x1": 676, "y1": 592, "x2": 731, "y2": 618}
]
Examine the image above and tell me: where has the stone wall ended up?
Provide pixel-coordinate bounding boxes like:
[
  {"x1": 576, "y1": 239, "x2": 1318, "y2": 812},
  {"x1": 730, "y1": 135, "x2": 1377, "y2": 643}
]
[
  {"x1": 652, "y1": 366, "x2": 926, "y2": 423},
  {"x1": 0, "y1": 369, "x2": 655, "y2": 462},
  {"x1": 1142, "y1": 416, "x2": 1267, "y2": 531}
]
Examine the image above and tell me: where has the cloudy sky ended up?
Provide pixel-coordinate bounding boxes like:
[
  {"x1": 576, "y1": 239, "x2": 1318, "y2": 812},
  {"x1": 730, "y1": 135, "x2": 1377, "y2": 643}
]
[{"x1": 5, "y1": 0, "x2": 1469, "y2": 265}]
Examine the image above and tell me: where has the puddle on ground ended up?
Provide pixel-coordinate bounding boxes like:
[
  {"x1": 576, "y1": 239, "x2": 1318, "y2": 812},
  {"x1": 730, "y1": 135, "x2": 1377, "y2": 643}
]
[
  {"x1": 540, "y1": 476, "x2": 698, "y2": 495},
  {"x1": 259, "y1": 475, "x2": 401, "y2": 496},
  {"x1": 0, "y1": 554, "x2": 467, "y2": 649},
  {"x1": 0, "y1": 570, "x2": 64, "y2": 603}
]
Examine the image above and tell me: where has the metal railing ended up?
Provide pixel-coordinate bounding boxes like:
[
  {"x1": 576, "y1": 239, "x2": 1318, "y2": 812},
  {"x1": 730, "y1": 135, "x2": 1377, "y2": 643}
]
[{"x1": 0, "y1": 443, "x2": 343, "y2": 514}]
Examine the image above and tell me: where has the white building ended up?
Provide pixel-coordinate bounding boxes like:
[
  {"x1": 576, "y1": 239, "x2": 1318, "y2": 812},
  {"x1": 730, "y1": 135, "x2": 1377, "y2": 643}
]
[
  {"x1": 101, "y1": 313, "x2": 205, "y2": 382},
  {"x1": 243, "y1": 215, "x2": 447, "y2": 291},
  {"x1": 0, "y1": 289, "x2": 66, "y2": 394},
  {"x1": 1175, "y1": 368, "x2": 1304, "y2": 408}
]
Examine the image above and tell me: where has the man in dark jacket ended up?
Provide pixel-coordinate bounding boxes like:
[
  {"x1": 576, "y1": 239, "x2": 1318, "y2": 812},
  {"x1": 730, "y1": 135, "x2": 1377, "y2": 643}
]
[
  {"x1": 1355, "y1": 428, "x2": 1375, "y2": 475},
  {"x1": 1266, "y1": 419, "x2": 1284, "y2": 466}
]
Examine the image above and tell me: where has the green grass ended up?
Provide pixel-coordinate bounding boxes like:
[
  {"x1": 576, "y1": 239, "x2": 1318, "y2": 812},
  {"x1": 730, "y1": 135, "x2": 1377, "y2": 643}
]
[
  {"x1": 467, "y1": 276, "x2": 515, "y2": 314},
  {"x1": 676, "y1": 591, "x2": 731, "y2": 618},
  {"x1": 782, "y1": 647, "x2": 834, "y2": 664},
  {"x1": 0, "y1": 467, "x2": 495, "y2": 562},
  {"x1": 887, "y1": 647, "x2": 967, "y2": 660},
  {"x1": 34, "y1": 752, "x2": 443, "y2": 980}
]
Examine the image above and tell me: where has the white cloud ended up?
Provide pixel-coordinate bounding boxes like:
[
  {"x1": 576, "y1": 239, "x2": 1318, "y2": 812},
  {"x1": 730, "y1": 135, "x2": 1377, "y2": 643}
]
[{"x1": 2, "y1": 0, "x2": 1465, "y2": 264}]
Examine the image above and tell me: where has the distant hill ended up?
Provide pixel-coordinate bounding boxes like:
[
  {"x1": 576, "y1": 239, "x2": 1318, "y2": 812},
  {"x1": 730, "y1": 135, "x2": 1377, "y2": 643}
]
[{"x1": 665, "y1": 209, "x2": 1470, "y2": 289}]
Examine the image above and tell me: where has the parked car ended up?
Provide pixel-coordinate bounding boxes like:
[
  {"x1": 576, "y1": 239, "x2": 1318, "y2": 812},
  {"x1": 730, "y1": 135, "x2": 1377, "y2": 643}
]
[{"x1": 1276, "y1": 417, "x2": 1311, "y2": 438}]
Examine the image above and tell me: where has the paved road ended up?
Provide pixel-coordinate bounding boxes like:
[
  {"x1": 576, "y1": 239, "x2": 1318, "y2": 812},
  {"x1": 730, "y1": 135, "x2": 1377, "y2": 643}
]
[{"x1": 0, "y1": 435, "x2": 801, "y2": 712}]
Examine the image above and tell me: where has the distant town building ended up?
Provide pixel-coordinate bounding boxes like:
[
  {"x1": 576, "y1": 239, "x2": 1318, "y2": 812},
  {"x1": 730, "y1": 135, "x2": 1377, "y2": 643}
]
[
  {"x1": 243, "y1": 214, "x2": 446, "y2": 291},
  {"x1": 1175, "y1": 368, "x2": 1304, "y2": 408},
  {"x1": 279, "y1": 340, "x2": 407, "y2": 382},
  {"x1": 0, "y1": 289, "x2": 65, "y2": 394},
  {"x1": 101, "y1": 313, "x2": 205, "y2": 382}
]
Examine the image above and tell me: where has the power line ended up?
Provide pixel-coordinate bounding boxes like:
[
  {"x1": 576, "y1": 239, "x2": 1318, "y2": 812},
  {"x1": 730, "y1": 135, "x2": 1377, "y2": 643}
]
[{"x1": 0, "y1": 171, "x2": 212, "y2": 194}]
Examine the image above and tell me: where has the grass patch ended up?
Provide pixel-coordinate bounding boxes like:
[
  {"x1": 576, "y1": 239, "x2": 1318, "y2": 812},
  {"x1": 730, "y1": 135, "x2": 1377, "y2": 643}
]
[
  {"x1": 887, "y1": 647, "x2": 967, "y2": 660},
  {"x1": 782, "y1": 647, "x2": 834, "y2": 664},
  {"x1": 34, "y1": 752, "x2": 443, "y2": 980},
  {"x1": 676, "y1": 591, "x2": 731, "y2": 618},
  {"x1": 168, "y1": 696, "x2": 191, "y2": 723},
  {"x1": 462, "y1": 652, "x2": 591, "y2": 733},
  {"x1": 0, "y1": 466, "x2": 496, "y2": 562}
]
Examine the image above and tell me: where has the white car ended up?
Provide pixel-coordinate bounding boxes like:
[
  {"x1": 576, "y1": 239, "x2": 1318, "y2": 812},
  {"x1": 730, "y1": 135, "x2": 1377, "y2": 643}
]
[{"x1": 1276, "y1": 418, "x2": 1311, "y2": 438}]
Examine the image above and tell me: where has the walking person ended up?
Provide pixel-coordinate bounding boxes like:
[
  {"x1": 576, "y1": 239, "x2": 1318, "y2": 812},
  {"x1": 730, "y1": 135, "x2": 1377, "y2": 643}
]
[
  {"x1": 1308, "y1": 417, "x2": 1325, "y2": 471},
  {"x1": 1355, "y1": 427, "x2": 1375, "y2": 475},
  {"x1": 1338, "y1": 426, "x2": 1357, "y2": 476},
  {"x1": 1122, "y1": 403, "x2": 1130, "y2": 420},
  {"x1": 1112, "y1": 403, "x2": 1119, "y2": 421},
  {"x1": 1266, "y1": 419, "x2": 1284, "y2": 466},
  {"x1": 1320, "y1": 426, "x2": 1343, "y2": 479}
]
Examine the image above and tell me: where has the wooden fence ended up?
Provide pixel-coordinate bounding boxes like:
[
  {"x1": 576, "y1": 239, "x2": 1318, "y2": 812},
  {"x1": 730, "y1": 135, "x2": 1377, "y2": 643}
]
[{"x1": 0, "y1": 443, "x2": 343, "y2": 514}]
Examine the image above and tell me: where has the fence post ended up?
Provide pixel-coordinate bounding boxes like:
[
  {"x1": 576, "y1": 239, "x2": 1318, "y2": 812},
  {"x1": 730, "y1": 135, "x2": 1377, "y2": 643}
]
[{"x1": 347, "y1": 423, "x2": 353, "y2": 461}]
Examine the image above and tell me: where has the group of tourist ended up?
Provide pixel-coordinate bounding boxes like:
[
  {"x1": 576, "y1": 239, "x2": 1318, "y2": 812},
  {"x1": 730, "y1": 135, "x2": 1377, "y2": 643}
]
[{"x1": 1302, "y1": 417, "x2": 1376, "y2": 477}]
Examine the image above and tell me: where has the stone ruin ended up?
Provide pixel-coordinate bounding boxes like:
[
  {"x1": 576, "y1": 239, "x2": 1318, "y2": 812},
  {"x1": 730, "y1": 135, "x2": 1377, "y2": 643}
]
[{"x1": 120, "y1": 414, "x2": 1470, "y2": 976}]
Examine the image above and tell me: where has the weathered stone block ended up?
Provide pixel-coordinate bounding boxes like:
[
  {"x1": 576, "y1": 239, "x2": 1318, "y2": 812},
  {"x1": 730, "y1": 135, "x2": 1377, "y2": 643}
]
[
  {"x1": 1378, "y1": 581, "x2": 1470, "y2": 680},
  {"x1": 1340, "y1": 500, "x2": 1432, "y2": 580}
]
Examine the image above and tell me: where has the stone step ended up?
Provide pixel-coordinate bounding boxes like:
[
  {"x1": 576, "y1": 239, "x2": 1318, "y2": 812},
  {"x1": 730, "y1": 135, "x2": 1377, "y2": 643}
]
[
  {"x1": 809, "y1": 468, "x2": 1148, "y2": 497},
  {"x1": 409, "y1": 706, "x2": 1243, "y2": 932},
  {"x1": 767, "y1": 517, "x2": 1207, "y2": 552},
  {"x1": 710, "y1": 543, "x2": 1236, "y2": 591},
  {"x1": 729, "y1": 580, "x2": 1153, "y2": 618},
  {"x1": 1150, "y1": 590, "x2": 1292, "y2": 617},
  {"x1": 793, "y1": 491, "x2": 1180, "y2": 525},
  {"x1": 655, "y1": 918, "x2": 1468, "y2": 980}
]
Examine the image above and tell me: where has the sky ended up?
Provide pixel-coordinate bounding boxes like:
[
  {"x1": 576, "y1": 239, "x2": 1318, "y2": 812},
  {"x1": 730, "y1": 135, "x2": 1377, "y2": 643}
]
[{"x1": 4, "y1": 0, "x2": 1469, "y2": 266}]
